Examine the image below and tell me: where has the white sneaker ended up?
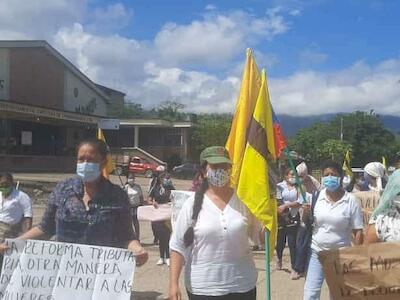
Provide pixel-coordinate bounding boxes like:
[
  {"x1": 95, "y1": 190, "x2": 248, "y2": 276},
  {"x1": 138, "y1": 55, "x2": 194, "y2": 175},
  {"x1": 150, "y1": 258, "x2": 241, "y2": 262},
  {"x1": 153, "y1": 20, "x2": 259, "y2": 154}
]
[
  {"x1": 156, "y1": 258, "x2": 164, "y2": 265},
  {"x1": 165, "y1": 258, "x2": 170, "y2": 266}
]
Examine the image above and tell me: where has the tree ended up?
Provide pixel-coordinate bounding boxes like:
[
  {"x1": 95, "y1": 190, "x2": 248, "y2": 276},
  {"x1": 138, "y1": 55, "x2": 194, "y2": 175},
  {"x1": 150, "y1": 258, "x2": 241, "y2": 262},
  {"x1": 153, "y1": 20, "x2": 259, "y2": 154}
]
[
  {"x1": 190, "y1": 114, "x2": 232, "y2": 157},
  {"x1": 316, "y1": 139, "x2": 352, "y2": 162},
  {"x1": 290, "y1": 111, "x2": 400, "y2": 167},
  {"x1": 156, "y1": 101, "x2": 186, "y2": 121},
  {"x1": 110, "y1": 102, "x2": 144, "y2": 118}
]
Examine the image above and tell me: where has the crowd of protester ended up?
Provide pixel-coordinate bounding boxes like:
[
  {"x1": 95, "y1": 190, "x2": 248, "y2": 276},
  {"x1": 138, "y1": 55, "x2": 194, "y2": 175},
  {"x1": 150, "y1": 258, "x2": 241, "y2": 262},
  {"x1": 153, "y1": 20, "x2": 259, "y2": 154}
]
[{"x1": 1, "y1": 138, "x2": 400, "y2": 300}]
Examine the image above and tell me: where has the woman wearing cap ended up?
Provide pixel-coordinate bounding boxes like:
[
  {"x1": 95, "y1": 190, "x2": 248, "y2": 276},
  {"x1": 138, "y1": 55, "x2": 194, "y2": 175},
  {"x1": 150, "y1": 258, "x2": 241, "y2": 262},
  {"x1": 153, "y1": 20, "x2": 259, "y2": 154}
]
[{"x1": 169, "y1": 146, "x2": 257, "y2": 300}]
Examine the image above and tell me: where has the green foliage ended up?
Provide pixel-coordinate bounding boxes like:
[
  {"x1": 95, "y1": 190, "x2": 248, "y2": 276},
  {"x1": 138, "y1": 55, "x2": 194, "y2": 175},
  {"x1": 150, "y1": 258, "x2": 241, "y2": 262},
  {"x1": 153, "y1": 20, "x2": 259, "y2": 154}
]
[
  {"x1": 156, "y1": 101, "x2": 186, "y2": 121},
  {"x1": 290, "y1": 111, "x2": 400, "y2": 167},
  {"x1": 111, "y1": 102, "x2": 144, "y2": 118},
  {"x1": 316, "y1": 139, "x2": 352, "y2": 162},
  {"x1": 190, "y1": 114, "x2": 233, "y2": 156}
]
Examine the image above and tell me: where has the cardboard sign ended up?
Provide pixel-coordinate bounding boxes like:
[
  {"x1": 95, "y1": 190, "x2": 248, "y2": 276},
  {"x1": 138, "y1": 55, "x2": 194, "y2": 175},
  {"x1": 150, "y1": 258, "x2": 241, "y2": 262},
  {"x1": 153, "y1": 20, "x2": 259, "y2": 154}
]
[
  {"x1": 353, "y1": 191, "x2": 380, "y2": 225},
  {"x1": 0, "y1": 239, "x2": 135, "y2": 300},
  {"x1": 137, "y1": 203, "x2": 172, "y2": 222},
  {"x1": 320, "y1": 242, "x2": 400, "y2": 300},
  {"x1": 171, "y1": 191, "x2": 194, "y2": 230}
]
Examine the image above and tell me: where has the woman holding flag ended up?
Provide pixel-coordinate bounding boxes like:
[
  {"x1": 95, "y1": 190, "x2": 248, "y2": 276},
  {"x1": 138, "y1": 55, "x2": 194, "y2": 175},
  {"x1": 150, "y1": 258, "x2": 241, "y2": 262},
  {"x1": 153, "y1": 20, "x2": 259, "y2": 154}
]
[{"x1": 169, "y1": 146, "x2": 257, "y2": 300}]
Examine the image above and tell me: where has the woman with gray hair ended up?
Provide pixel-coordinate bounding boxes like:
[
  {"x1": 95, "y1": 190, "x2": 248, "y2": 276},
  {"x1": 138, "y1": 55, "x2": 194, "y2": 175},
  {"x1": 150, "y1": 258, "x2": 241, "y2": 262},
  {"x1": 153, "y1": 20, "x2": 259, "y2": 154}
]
[{"x1": 296, "y1": 162, "x2": 321, "y2": 194}]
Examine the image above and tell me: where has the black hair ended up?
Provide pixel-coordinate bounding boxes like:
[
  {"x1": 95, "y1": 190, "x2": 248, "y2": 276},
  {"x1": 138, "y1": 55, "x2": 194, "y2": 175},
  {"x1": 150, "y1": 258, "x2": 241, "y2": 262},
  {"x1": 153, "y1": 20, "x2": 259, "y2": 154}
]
[
  {"x1": 283, "y1": 167, "x2": 293, "y2": 176},
  {"x1": 183, "y1": 162, "x2": 208, "y2": 247},
  {"x1": 76, "y1": 138, "x2": 108, "y2": 160},
  {"x1": 321, "y1": 160, "x2": 344, "y2": 178},
  {"x1": 0, "y1": 172, "x2": 13, "y2": 183}
]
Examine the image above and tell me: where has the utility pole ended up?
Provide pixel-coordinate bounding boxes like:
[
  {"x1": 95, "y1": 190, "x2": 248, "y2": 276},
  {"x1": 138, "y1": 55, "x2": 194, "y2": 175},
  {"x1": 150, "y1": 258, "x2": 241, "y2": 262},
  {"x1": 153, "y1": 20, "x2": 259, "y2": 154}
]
[{"x1": 340, "y1": 117, "x2": 343, "y2": 141}]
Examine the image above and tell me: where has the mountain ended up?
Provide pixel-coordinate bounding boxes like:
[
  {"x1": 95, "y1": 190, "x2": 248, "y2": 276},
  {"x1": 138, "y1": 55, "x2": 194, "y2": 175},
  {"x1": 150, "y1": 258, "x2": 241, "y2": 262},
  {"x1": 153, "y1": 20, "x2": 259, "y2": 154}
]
[{"x1": 277, "y1": 114, "x2": 400, "y2": 137}]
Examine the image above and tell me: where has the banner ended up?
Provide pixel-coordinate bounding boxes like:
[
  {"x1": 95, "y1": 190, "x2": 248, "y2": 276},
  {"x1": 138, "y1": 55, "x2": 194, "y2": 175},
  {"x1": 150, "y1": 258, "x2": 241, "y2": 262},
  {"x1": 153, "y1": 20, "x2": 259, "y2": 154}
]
[
  {"x1": 171, "y1": 191, "x2": 194, "y2": 230},
  {"x1": 0, "y1": 239, "x2": 135, "y2": 300},
  {"x1": 320, "y1": 242, "x2": 400, "y2": 300},
  {"x1": 137, "y1": 204, "x2": 172, "y2": 222},
  {"x1": 353, "y1": 191, "x2": 380, "y2": 225}
]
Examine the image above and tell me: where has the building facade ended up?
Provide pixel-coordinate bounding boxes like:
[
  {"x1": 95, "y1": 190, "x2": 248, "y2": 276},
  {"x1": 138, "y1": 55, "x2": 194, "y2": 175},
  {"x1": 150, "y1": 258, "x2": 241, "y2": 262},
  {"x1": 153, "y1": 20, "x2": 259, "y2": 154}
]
[{"x1": 0, "y1": 40, "x2": 192, "y2": 172}]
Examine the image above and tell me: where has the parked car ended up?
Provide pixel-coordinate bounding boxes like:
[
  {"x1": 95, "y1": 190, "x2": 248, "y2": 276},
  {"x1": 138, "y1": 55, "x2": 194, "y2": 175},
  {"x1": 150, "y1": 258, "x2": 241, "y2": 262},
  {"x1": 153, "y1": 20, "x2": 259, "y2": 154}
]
[
  {"x1": 171, "y1": 162, "x2": 199, "y2": 179},
  {"x1": 128, "y1": 156, "x2": 159, "y2": 177}
]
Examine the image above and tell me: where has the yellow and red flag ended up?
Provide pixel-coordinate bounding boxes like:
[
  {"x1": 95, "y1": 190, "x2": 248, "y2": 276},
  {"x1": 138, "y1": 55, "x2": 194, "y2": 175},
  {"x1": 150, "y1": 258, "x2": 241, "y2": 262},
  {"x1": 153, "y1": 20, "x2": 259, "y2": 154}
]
[
  {"x1": 97, "y1": 128, "x2": 115, "y2": 178},
  {"x1": 225, "y1": 48, "x2": 262, "y2": 187},
  {"x1": 227, "y1": 64, "x2": 278, "y2": 257}
]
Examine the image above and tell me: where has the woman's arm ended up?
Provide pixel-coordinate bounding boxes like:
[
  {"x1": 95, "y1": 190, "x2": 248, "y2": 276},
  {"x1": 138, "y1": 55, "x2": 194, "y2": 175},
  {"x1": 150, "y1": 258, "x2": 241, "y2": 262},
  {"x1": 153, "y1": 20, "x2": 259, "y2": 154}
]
[
  {"x1": 169, "y1": 250, "x2": 184, "y2": 300},
  {"x1": 352, "y1": 229, "x2": 364, "y2": 245},
  {"x1": 364, "y1": 224, "x2": 380, "y2": 244},
  {"x1": 20, "y1": 217, "x2": 32, "y2": 233},
  {"x1": 19, "y1": 226, "x2": 48, "y2": 240}
]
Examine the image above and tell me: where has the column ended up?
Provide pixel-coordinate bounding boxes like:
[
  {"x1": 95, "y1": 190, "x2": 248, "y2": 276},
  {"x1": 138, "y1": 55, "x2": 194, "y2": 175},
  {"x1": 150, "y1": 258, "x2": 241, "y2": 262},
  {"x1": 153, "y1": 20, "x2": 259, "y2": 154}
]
[{"x1": 134, "y1": 126, "x2": 139, "y2": 148}]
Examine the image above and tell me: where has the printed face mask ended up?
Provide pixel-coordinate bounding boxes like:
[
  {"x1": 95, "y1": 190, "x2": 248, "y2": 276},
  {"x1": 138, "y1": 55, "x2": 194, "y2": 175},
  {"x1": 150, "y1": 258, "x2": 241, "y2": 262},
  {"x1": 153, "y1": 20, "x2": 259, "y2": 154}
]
[
  {"x1": 207, "y1": 168, "x2": 230, "y2": 187},
  {"x1": 322, "y1": 175, "x2": 341, "y2": 192},
  {"x1": 76, "y1": 162, "x2": 101, "y2": 183}
]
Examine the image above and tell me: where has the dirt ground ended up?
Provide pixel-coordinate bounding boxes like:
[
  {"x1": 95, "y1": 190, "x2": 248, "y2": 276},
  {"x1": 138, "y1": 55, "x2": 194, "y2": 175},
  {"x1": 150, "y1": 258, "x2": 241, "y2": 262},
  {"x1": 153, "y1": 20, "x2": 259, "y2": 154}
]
[{"x1": 17, "y1": 173, "x2": 329, "y2": 300}]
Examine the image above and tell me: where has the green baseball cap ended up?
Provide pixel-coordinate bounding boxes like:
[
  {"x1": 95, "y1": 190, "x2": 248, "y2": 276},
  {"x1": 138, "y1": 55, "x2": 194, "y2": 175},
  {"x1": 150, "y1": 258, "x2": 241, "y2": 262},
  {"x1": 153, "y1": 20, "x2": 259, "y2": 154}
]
[{"x1": 200, "y1": 146, "x2": 232, "y2": 165}]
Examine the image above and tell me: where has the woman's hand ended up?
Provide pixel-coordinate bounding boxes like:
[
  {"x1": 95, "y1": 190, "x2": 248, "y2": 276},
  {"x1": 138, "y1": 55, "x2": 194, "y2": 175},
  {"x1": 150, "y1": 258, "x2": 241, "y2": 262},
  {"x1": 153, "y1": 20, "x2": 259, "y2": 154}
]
[
  {"x1": 277, "y1": 204, "x2": 287, "y2": 215},
  {"x1": 0, "y1": 243, "x2": 10, "y2": 255},
  {"x1": 169, "y1": 283, "x2": 182, "y2": 300},
  {"x1": 134, "y1": 247, "x2": 149, "y2": 267},
  {"x1": 127, "y1": 240, "x2": 149, "y2": 267}
]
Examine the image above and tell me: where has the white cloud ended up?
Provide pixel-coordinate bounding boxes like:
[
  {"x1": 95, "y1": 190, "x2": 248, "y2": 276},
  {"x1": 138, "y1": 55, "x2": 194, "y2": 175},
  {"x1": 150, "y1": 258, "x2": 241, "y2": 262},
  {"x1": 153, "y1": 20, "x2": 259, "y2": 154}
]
[
  {"x1": 269, "y1": 59, "x2": 400, "y2": 116},
  {"x1": 299, "y1": 49, "x2": 328, "y2": 65},
  {"x1": 88, "y1": 3, "x2": 133, "y2": 33},
  {"x1": 289, "y1": 9, "x2": 302, "y2": 16},
  {"x1": 1, "y1": 0, "x2": 399, "y2": 118},
  {"x1": 205, "y1": 4, "x2": 217, "y2": 11},
  {"x1": 53, "y1": 23, "x2": 239, "y2": 111},
  {"x1": 154, "y1": 10, "x2": 289, "y2": 67},
  {"x1": 0, "y1": 0, "x2": 85, "y2": 39}
]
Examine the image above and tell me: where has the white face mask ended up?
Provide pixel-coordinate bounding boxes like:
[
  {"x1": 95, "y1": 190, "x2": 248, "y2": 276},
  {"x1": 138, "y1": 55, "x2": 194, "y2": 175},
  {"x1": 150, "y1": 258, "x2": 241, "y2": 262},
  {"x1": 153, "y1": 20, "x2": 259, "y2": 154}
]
[
  {"x1": 288, "y1": 177, "x2": 296, "y2": 185},
  {"x1": 207, "y1": 168, "x2": 230, "y2": 187}
]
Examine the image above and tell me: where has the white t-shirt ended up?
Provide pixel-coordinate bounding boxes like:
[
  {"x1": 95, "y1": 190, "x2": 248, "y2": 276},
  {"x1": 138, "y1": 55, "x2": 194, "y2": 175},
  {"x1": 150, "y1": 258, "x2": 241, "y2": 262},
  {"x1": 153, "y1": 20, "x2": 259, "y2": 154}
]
[
  {"x1": 0, "y1": 189, "x2": 33, "y2": 225},
  {"x1": 169, "y1": 192, "x2": 257, "y2": 296},
  {"x1": 276, "y1": 181, "x2": 302, "y2": 217},
  {"x1": 311, "y1": 189, "x2": 363, "y2": 252}
]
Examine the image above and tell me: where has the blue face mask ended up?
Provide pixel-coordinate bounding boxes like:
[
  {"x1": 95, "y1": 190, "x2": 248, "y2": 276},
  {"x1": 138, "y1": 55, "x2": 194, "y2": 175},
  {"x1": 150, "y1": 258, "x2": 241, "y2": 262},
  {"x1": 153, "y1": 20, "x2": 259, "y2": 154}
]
[
  {"x1": 76, "y1": 162, "x2": 101, "y2": 182},
  {"x1": 322, "y1": 175, "x2": 341, "y2": 192}
]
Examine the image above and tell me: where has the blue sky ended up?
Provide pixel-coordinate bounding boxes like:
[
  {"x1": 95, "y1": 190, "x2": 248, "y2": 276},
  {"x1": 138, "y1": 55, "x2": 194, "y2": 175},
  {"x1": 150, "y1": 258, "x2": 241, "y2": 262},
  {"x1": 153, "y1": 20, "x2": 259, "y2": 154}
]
[
  {"x1": 1, "y1": 0, "x2": 400, "y2": 115},
  {"x1": 90, "y1": 0, "x2": 400, "y2": 76}
]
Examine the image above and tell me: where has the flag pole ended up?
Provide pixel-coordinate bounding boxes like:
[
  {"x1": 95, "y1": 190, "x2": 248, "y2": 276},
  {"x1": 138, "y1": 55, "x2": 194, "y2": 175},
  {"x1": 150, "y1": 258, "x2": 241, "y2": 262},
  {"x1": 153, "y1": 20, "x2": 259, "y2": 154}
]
[{"x1": 265, "y1": 229, "x2": 271, "y2": 300}]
